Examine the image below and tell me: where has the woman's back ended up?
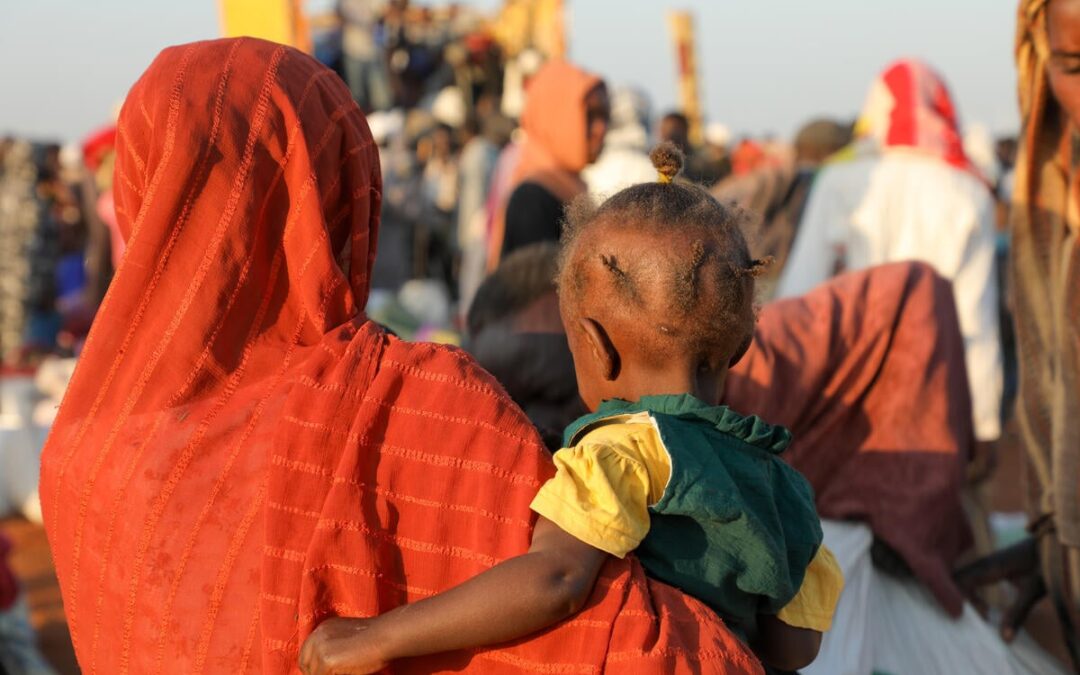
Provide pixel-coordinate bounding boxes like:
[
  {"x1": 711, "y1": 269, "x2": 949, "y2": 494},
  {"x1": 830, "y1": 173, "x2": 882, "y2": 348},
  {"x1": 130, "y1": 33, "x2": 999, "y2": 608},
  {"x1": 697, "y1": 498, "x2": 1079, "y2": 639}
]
[{"x1": 39, "y1": 38, "x2": 762, "y2": 675}]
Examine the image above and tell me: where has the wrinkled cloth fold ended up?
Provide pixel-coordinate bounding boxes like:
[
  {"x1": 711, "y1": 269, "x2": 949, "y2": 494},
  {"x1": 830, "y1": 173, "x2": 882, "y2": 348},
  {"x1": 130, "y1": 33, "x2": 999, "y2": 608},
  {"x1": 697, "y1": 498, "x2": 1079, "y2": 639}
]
[{"x1": 727, "y1": 261, "x2": 974, "y2": 616}]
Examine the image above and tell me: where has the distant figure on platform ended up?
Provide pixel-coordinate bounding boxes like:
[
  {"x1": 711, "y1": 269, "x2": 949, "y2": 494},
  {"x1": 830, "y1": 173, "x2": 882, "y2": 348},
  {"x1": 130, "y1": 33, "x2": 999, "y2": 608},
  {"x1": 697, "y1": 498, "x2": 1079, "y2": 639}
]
[{"x1": 582, "y1": 87, "x2": 656, "y2": 198}]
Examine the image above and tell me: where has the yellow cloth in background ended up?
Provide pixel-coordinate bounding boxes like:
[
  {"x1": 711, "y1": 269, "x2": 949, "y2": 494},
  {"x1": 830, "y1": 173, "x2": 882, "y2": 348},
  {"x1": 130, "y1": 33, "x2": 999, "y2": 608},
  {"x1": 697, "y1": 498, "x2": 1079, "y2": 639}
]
[{"x1": 530, "y1": 414, "x2": 843, "y2": 632}]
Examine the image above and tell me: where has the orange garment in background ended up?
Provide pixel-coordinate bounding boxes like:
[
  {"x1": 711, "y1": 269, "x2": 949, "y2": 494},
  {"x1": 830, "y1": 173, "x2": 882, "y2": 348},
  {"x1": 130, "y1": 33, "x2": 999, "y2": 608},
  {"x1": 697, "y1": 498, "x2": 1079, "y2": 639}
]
[
  {"x1": 39, "y1": 38, "x2": 760, "y2": 674},
  {"x1": 488, "y1": 60, "x2": 601, "y2": 268},
  {"x1": 731, "y1": 140, "x2": 766, "y2": 176},
  {"x1": 726, "y1": 261, "x2": 974, "y2": 617}
]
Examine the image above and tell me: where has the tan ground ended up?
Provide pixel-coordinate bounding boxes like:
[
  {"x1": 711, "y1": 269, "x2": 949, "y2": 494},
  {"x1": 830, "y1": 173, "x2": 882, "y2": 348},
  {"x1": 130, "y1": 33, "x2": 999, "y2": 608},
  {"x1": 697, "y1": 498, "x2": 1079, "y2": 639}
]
[{"x1": 2, "y1": 517, "x2": 77, "y2": 674}]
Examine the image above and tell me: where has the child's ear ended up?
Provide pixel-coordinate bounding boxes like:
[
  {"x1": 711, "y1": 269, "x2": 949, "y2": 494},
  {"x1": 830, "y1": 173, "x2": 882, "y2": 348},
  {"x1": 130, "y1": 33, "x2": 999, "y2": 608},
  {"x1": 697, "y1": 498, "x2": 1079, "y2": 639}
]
[{"x1": 578, "y1": 317, "x2": 620, "y2": 381}]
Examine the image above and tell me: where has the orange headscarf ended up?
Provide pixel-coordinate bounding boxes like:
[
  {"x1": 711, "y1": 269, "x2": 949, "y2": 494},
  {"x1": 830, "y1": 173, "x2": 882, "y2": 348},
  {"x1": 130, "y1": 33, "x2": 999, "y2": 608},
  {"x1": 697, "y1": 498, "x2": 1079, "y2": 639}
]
[
  {"x1": 40, "y1": 39, "x2": 759, "y2": 674},
  {"x1": 513, "y1": 60, "x2": 601, "y2": 201},
  {"x1": 488, "y1": 60, "x2": 602, "y2": 268}
]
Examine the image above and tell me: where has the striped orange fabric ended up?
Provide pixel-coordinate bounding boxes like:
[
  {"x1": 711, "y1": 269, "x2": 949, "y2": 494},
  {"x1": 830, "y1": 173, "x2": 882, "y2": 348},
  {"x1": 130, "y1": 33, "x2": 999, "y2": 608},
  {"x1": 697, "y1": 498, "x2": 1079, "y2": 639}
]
[{"x1": 39, "y1": 38, "x2": 761, "y2": 674}]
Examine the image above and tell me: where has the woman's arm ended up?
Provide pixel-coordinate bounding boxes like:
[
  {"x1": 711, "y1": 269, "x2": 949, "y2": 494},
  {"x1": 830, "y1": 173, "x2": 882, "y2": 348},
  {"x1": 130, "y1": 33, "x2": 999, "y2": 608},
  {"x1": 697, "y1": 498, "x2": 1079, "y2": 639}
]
[{"x1": 299, "y1": 517, "x2": 608, "y2": 675}]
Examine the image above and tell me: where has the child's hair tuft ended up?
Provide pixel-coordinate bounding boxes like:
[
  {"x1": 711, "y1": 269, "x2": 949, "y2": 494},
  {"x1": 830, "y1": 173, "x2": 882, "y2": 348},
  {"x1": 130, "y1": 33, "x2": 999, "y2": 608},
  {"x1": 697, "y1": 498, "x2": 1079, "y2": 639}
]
[
  {"x1": 649, "y1": 141, "x2": 684, "y2": 183},
  {"x1": 557, "y1": 158, "x2": 762, "y2": 356}
]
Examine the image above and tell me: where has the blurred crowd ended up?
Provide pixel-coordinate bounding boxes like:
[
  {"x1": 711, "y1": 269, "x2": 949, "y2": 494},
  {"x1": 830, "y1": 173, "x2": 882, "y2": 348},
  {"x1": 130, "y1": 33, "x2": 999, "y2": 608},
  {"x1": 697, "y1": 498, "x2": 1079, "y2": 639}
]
[{"x1": 0, "y1": 2, "x2": 1024, "y2": 367}]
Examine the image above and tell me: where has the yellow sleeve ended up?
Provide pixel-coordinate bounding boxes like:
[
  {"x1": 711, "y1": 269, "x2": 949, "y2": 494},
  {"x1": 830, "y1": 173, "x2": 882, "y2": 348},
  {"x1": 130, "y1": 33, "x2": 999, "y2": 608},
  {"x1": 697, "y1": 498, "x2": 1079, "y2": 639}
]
[
  {"x1": 776, "y1": 545, "x2": 844, "y2": 631},
  {"x1": 529, "y1": 422, "x2": 668, "y2": 558}
]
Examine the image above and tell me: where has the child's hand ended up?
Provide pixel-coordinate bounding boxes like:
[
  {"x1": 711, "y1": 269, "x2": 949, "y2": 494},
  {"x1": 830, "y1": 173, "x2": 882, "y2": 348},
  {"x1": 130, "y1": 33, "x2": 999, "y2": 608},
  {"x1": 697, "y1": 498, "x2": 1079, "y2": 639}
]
[{"x1": 299, "y1": 617, "x2": 388, "y2": 675}]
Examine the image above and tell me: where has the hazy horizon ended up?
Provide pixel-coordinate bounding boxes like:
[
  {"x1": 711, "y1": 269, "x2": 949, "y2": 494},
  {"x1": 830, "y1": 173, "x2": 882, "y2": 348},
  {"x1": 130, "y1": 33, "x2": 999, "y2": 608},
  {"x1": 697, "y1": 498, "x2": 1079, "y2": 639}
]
[{"x1": 1, "y1": 0, "x2": 1019, "y2": 144}]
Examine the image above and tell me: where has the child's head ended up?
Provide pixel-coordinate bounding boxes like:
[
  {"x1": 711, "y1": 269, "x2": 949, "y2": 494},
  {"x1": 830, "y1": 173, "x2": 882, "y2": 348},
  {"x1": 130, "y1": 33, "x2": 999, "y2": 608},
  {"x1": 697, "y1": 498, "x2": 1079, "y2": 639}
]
[{"x1": 557, "y1": 142, "x2": 766, "y2": 410}]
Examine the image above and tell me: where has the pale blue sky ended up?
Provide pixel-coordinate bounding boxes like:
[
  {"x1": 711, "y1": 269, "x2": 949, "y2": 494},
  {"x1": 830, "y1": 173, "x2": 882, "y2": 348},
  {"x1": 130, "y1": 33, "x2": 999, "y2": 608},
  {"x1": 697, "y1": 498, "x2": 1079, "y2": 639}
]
[{"x1": 2, "y1": 0, "x2": 1019, "y2": 143}]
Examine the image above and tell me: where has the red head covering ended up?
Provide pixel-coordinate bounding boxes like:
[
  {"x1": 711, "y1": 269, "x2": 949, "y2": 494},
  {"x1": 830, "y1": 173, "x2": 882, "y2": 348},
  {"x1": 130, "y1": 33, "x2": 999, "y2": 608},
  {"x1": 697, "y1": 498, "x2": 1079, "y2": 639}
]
[
  {"x1": 854, "y1": 59, "x2": 979, "y2": 177},
  {"x1": 40, "y1": 38, "x2": 758, "y2": 674},
  {"x1": 81, "y1": 125, "x2": 118, "y2": 173}
]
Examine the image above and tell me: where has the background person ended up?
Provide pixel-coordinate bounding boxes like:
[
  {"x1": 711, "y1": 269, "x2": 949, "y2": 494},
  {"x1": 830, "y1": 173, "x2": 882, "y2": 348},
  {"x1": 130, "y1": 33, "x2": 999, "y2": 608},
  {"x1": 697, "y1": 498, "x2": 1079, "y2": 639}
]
[{"x1": 778, "y1": 59, "x2": 1004, "y2": 450}]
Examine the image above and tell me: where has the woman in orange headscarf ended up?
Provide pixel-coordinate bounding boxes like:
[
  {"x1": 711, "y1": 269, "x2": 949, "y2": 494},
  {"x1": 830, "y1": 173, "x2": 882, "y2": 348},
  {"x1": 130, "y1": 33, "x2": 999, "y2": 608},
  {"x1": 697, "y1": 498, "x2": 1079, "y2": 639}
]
[
  {"x1": 38, "y1": 38, "x2": 759, "y2": 674},
  {"x1": 488, "y1": 60, "x2": 609, "y2": 268}
]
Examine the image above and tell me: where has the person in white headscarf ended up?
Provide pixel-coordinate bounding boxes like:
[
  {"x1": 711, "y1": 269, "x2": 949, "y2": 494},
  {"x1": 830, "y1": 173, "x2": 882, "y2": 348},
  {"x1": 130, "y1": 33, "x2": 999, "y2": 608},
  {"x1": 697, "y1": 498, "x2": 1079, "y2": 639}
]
[
  {"x1": 778, "y1": 59, "x2": 1003, "y2": 446},
  {"x1": 582, "y1": 86, "x2": 656, "y2": 198}
]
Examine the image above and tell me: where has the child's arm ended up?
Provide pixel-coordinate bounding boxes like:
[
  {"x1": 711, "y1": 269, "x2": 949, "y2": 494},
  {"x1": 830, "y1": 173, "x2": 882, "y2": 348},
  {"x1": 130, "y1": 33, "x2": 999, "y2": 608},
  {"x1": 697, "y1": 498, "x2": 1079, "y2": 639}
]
[
  {"x1": 750, "y1": 613, "x2": 823, "y2": 672},
  {"x1": 299, "y1": 517, "x2": 608, "y2": 675}
]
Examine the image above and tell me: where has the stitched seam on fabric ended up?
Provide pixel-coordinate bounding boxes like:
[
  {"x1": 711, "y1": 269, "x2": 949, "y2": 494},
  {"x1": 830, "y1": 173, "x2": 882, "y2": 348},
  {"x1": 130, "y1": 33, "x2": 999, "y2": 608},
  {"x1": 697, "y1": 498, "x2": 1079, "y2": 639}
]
[
  {"x1": 191, "y1": 483, "x2": 267, "y2": 674},
  {"x1": 163, "y1": 71, "x2": 339, "y2": 408},
  {"x1": 58, "y1": 42, "x2": 197, "y2": 657},
  {"x1": 614, "y1": 607, "x2": 712, "y2": 624},
  {"x1": 381, "y1": 442, "x2": 544, "y2": 486},
  {"x1": 359, "y1": 397, "x2": 534, "y2": 444},
  {"x1": 267, "y1": 499, "x2": 324, "y2": 519},
  {"x1": 269, "y1": 455, "x2": 533, "y2": 528},
  {"x1": 114, "y1": 158, "x2": 144, "y2": 199},
  {"x1": 316, "y1": 518, "x2": 500, "y2": 567},
  {"x1": 139, "y1": 97, "x2": 153, "y2": 130},
  {"x1": 275, "y1": 426, "x2": 540, "y2": 486},
  {"x1": 605, "y1": 647, "x2": 750, "y2": 664},
  {"x1": 262, "y1": 592, "x2": 295, "y2": 606},
  {"x1": 473, "y1": 649, "x2": 599, "y2": 674},
  {"x1": 382, "y1": 358, "x2": 505, "y2": 398},
  {"x1": 115, "y1": 122, "x2": 147, "y2": 176},
  {"x1": 557, "y1": 618, "x2": 610, "y2": 629},
  {"x1": 265, "y1": 546, "x2": 306, "y2": 563},
  {"x1": 85, "y1": 410, "x2": 169, "y2": 666},
  {"x1": 186, "y1": 257, "x2": 343, "y2": 673},
  {"x1": 327, "y1": 476, "x2": 532, "y2": 528},
  {"x1": 115, "y1": 44, "x2": 289, "y2": 675},
  {"x1": 265, "y1": 639, "x2": 293, "y2": 651},
  {"x1": 237, "y1": 603, "x2": 261, "y2": 673},
  {"x1": 303, "y1": 563, "x2": 437, "y2": 597},
  {"x1": 314, "y1": 136, "x2": 373, "y2": 211},
  {"x1": 640, "y1": 414, "x2": 675, "y2": 501}
]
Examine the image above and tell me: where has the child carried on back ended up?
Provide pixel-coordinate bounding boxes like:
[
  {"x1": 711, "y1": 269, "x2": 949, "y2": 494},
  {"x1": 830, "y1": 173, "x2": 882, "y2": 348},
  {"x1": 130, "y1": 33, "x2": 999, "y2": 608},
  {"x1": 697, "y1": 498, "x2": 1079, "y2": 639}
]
[{"x1": 300, "y1": 143, "x2": 843, "y2": 674}]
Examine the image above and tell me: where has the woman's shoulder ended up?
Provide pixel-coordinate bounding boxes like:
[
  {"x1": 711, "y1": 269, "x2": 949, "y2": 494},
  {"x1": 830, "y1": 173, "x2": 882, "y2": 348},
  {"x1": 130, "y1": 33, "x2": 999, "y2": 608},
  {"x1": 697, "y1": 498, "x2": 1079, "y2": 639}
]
[{"x1": 375, "y1": 334, "x2": 545, "y2": 445}]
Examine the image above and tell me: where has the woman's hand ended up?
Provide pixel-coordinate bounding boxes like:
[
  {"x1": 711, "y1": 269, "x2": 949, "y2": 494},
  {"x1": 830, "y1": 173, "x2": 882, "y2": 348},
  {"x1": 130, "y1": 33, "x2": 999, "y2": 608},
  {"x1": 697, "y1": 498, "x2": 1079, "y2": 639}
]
[{"x1": 299, "y1": 617, "x2": 389, "y2": 675}]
